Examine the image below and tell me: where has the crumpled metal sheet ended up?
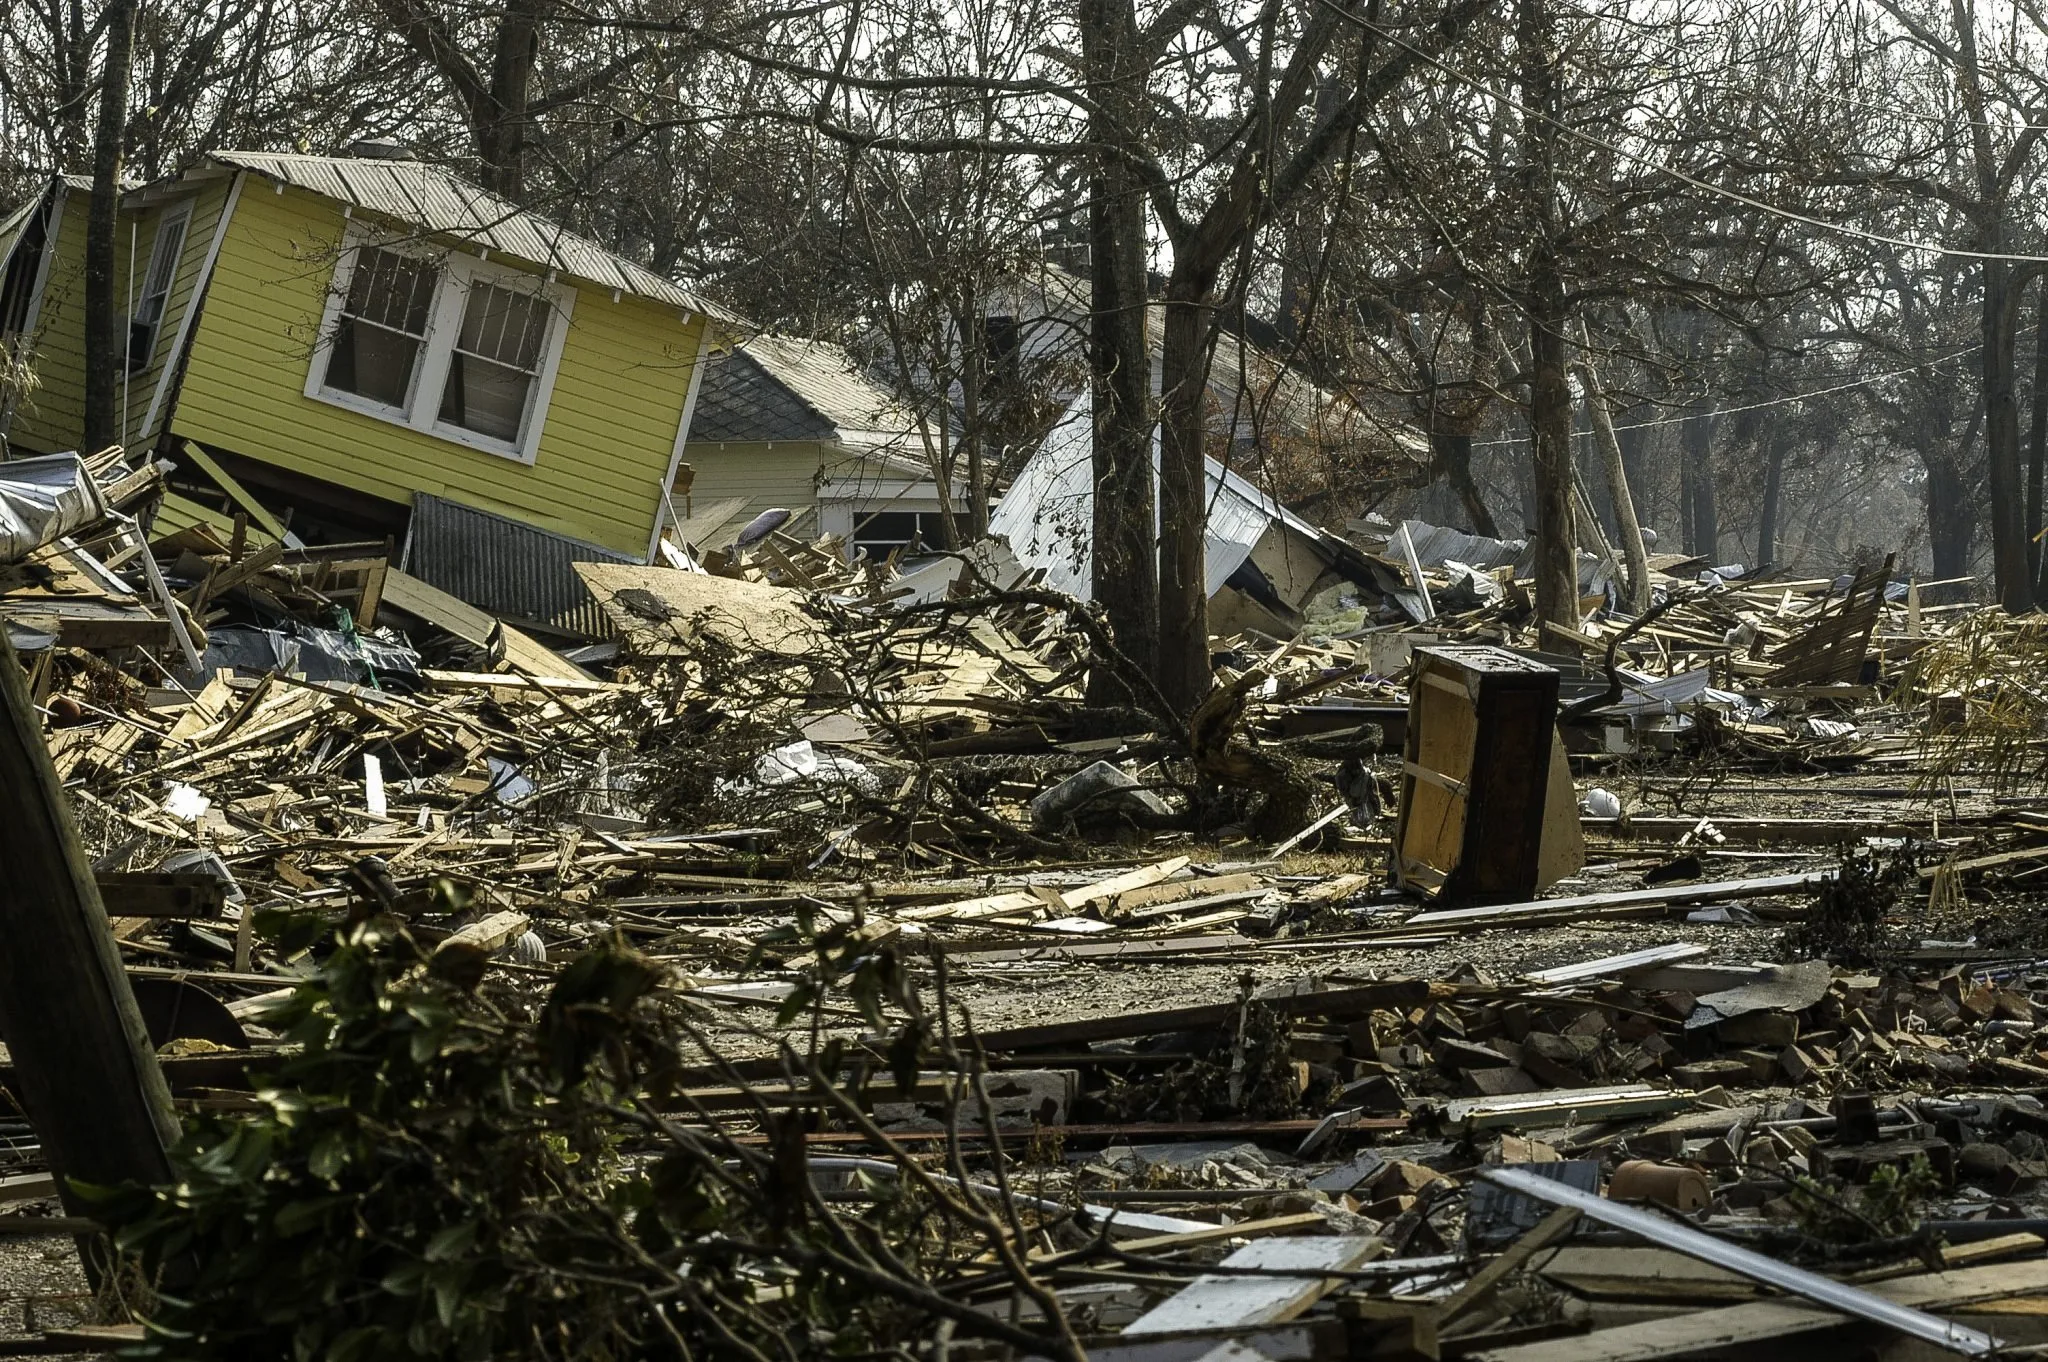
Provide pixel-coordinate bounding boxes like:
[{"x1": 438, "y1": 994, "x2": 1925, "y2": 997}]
[{"x1": 0, "y1": 453, "x2": 105, "y2": 563}]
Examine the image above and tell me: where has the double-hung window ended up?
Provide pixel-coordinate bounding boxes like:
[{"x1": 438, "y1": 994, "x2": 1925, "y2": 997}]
[
  {"x1": 127, "y1": 203, "x2": 191, "y2": 374},
  {"x1": 307, "y1": 233, "x2": 574, "y2": 464},
  {"x1": 322, "y1": 246, "x2": 436, "y2": 409},
  {"x1": 438, "y1": 279, "x2": 551, "y2": 442}
]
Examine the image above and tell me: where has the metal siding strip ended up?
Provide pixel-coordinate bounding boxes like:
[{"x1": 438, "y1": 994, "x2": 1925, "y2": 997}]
[{"x1": 1479, "y1": 1167, "x2": 2000, "y2": 1356}]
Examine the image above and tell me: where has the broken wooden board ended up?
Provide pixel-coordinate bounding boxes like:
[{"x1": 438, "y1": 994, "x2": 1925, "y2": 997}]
[
  {"x1": 1404, "y1": 872, "x2": 1832, "y2": 930},
  {"x1": 1469, "y1": 1258, "x2": 2048, "y2": 1362},
  {"x1": 381, "y1": 568, "x2": 593, "y2": 681},
  {"x1": 576, "y1": 560, "x2": 829, "y2": 658},
  {"x1": 1523, "y1": 943, "x2": 1708, "y2": 987},
  {"x1": 1121, "y1": 1236, "x2": 1380, "y2": 1336},
  {"x1": 93, "y1": 871, "x2": 226, "y2": 919}
]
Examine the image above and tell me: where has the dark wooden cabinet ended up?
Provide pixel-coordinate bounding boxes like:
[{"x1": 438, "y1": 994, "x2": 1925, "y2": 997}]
[{"x1": 1393, "y1": 645, "x2": 1582, "y2": 901}]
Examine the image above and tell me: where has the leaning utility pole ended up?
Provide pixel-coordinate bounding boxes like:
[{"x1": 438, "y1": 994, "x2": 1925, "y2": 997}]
[{"x1": 0, "y1": 629, "x2": 179, "y2": 1234}]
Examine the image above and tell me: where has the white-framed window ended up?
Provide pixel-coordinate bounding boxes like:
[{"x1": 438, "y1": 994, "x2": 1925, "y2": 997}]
[
  {"x1": 305, "y1": 230, "x2": 575, "y2": 464},
  {"x1": 127, "y1": 201, "x2": 191, "y2": 374}
]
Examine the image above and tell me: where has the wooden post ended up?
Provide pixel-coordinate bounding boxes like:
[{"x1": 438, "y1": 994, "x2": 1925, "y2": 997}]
[{"x1": 0, "y1": 630, "x2": 178, "y2": 1217}]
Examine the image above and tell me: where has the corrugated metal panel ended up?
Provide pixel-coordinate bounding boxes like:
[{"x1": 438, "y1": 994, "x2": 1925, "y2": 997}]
[
  {"x1": 988, "y1": 394, "x2": 1298, "y2": 602},
  {"x1": 210, "y1": 151, "x2": 744, "y2": 328},
  {"x1": 405, "y1": 493, "x2": 629, "y2": 640}
]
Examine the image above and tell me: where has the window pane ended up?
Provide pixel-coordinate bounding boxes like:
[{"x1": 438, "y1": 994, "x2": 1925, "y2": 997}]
[
  {"x1": 345, "y1": 248, "x2": 435, "y2": 336},
  {"x1": 325, "y1": 315, "x2": 420, "y2": 407},
  {"x1": 457, "y1": 282, "x2": 547, "y2": 369},
  {"x1": 439, "y1": 353, "x2": 531, "y2": 442}
]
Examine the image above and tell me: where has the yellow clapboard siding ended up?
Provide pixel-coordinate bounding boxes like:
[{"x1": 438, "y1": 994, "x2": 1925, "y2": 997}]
[
  {"x1": 682, "y1": 440, "x2": 833, "y2": 525},
  {"x1": 9, "y1": 183, "x2": 90, "y2": 452},
  {"x1": 10, "y1": 178, "x2": 234, "y2": 454},
  {"x1": 125, "y1": 179, "x2": 235, "y2": 447},
  {"x1": 170, "y1": 182, "x2": 703, "y2": 557}
]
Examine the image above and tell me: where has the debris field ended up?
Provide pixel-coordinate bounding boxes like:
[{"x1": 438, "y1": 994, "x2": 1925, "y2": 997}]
[{"x1": 4, "y1": 447, "x2": 2048, "y2": 1358}]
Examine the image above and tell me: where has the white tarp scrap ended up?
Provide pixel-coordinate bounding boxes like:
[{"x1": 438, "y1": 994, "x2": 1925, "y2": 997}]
[{"x1": 0, "y1": 453, "x2": 105, "y2": 563}]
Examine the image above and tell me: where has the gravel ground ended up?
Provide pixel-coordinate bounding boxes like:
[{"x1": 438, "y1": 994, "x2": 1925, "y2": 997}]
[{"x1": 0, "y1": 1203, "x2": 107, "y2": 1359}]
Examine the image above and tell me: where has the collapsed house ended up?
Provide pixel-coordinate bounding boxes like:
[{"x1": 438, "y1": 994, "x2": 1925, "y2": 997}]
[
  {"x1": 0, "y1": 150, "x2": 740, "y2": 569},
  {"x1": 991, "y1": 392, "x2": 1381, "y2": 636}
]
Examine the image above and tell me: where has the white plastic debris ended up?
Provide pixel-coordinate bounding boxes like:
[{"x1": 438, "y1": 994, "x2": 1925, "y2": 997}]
[
  {"x1": 163, "y1": 783, "x2": 212, "y2": 821},
  {"x1": 1582, "y1": 787, "x2": 1623, "y2": 820},
  {"x1": 1805, "y1": 717, "x2": 1859, "y2": 740},
  {"x1": 512, "y1": 931, "x2": 547, "y2": 964},
  {"x1": 748, "y1": 739, "x2": 879, "y2": 794}
]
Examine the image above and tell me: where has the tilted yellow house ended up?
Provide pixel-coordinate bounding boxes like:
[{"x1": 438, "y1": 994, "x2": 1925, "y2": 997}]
[{"x1": 0, "y1": 148, "x2": 737, "y2": 569}]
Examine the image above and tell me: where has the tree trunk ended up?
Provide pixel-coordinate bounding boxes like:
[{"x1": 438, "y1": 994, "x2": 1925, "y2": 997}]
[
  {"x1": 1926, "y1": 452, "x2": 1977, "y2": 581},
  {"x1": 1574, "y1": 343, "x2": 1650, "y2": 610},
  {"x1": 1758, "y1": 434, "x2": 1786, "y2": 570},
  {"x1": 1156, "y1": 278, "x2": 1215, "y2": 714},
  {"x1": 0, "y1": 629, "x2": 180, "y2": 1259},
  {"x1": 1517, "y1": 0, "x2": 1576, "y2": 630},
  {"x1": 1981, "y1": 262, "x2": 2030, "y2": 610},
  {"x1": 81, "y1": 0, "x2": 134, "y2": 454},
  {"x1": 473, "y1": 0, "x2": 550, "y2": 200},
  {"x1": 2028, "y1": 286, "x2": 2047, "y2": 601},
  {"x1": 1432, "y1": 429, "x2": 1499, "y2": 538},
  {"x1": 1081, "y1": 0, "x2": 1158, "y2": 696}
]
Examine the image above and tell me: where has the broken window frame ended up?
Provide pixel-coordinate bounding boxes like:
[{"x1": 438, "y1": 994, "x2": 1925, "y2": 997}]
[
  {"x1": 304, "y1": 226, "x2": 576, "y2": 466},
  {"x1": 127, "y1": 201, "x2": 192, "y2": 376}
]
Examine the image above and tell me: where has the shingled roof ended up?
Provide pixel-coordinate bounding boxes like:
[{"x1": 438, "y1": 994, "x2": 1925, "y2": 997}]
[{"x1": 689, "y1": 333, "x2": 927, "y2": 449}]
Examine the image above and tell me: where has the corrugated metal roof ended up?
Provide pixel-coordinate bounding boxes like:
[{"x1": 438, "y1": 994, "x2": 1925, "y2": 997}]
[
  {"x1": 404, "y1": 493, "x2": 630, "y2": 640},
  {"x1": 209, "y1": 151, "x2": 744, "y2": 328},
  {"x1": 689, "y1": 333, "x2": 925, "y2": 445},
  {"x1": 988, "y1": 394, "x2": 1318, "y2": 601}
]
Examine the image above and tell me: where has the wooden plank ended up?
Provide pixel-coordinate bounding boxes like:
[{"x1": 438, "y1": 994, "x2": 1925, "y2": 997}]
[
  {"x1": 420, "y1": 668, "x2": 620, "y2": 696},
  {"x1": 1524, "y1": 943, "x2": 1708, "y2": 986},
  {"x1": 1405, "y1": 872, "x2": 1830, "y2": 929},
  {"x1": 92, "y1": 871, "x2": 226, "y2": 919},
  {"x1": 971, "y1": 979, "x2": 1438, "y2": 1052},
  {"x1": 1439, "y1": 1207, "x2": 1582, "y2": 1324},
  {"x1": 381, "y1": 568, "x2": 593, "y2": 681},
  {"x1": 1061, "y1": 856, "x2": 1193, "y2": 914},
  {"x1": 1105, "y1": 1213, "x2": 1336, "y2": 1258},
  {"x1": 179, "y1": 440, "x2": 289, "y2": 541},
  {"x1": 1122, "y1": 1236, "x2": 1380, "y2": 1336}
]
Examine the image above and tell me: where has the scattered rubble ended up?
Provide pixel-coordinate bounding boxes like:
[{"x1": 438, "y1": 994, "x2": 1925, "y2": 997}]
[{"x1": 2, "y1": 447, "x2": 2047, "y2": 1357}]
